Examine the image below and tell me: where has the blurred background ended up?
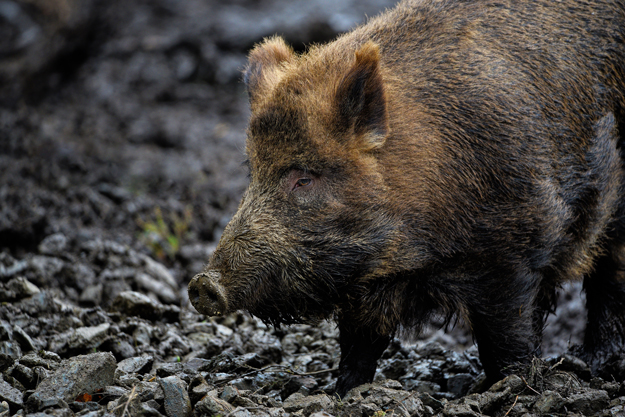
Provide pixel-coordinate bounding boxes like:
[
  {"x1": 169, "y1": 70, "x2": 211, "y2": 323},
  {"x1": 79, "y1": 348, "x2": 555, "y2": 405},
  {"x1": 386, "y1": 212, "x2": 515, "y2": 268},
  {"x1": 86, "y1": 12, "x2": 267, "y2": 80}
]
[
  {"x1": 0, "y1": 0, "x2": 584, "y2": 354},
  {"x1": 0, "y1": 0, "x2": 397, "y2": 278}
]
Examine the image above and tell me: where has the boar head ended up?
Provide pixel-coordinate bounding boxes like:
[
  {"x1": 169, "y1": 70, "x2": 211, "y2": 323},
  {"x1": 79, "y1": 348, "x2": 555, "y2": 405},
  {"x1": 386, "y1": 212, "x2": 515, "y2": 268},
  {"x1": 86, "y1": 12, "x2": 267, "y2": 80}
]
[{"x1": 188, "y1": 37, "x2": 402, "y2": 326}]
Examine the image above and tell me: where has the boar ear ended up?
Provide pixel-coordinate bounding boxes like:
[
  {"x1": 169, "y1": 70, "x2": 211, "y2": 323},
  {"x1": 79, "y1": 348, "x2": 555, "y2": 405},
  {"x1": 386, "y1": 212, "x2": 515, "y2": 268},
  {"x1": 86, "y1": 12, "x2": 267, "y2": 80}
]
[
  {"x1": 335, "y1": 41, "x2": 388, "y2": 151},
  {"x1": 244, "y1": 36, "x2": 294, "y2": 103}
]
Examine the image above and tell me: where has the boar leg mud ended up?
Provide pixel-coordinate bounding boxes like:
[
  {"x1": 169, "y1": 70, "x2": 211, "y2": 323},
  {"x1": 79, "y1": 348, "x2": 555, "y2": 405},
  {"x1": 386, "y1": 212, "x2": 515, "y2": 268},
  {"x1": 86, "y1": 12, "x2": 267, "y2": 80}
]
[
  {"x1": 580, "y1": 241, "x2": 625, "y2": 377},
  {"x1": 335, "y1": 319, "x2": 391, "y2": 398}
]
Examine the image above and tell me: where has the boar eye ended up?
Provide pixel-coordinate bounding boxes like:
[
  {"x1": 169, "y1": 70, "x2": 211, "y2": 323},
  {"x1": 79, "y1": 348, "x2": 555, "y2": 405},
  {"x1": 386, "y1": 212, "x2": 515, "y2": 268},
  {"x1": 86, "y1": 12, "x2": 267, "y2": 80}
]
[{"x1": 294, "y1": 178, "x2": 312, "y2": 189}]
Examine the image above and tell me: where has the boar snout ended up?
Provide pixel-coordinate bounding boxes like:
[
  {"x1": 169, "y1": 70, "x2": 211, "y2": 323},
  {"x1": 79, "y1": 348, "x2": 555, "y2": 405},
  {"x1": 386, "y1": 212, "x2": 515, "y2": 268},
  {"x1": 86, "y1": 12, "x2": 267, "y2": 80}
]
[{"x1": 188, "y1": 271, "x2": 228, "y2": 316}]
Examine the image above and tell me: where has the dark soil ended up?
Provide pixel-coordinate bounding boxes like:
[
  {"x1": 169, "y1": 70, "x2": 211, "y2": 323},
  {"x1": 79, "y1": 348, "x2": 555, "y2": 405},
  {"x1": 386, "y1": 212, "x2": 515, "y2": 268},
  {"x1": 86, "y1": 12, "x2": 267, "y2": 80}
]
[{"x1": 0, "y1": 0, "x2": 621, "y2": 416}]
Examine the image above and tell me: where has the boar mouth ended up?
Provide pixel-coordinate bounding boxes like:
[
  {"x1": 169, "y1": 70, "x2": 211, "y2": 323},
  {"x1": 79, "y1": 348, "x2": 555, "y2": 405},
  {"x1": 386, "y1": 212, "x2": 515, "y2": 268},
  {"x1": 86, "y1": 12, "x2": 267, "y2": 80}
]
[{"x1": 188, "y1": 271, "x2": 229, "y2": 316}]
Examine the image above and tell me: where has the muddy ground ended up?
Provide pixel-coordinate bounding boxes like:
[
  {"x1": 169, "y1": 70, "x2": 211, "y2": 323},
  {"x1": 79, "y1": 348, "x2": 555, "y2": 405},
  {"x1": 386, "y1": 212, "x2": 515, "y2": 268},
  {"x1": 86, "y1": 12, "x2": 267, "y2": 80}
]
[{"x1": 0, "y1": 0, "x2": 623, "y2": 416}]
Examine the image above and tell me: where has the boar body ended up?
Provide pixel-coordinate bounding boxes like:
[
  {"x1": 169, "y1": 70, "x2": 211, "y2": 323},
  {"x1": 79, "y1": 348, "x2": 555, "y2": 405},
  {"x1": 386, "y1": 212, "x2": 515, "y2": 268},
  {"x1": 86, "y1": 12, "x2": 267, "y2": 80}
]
[{"x1": 189, "y1": 0, "x2": 625, "y2": 396}]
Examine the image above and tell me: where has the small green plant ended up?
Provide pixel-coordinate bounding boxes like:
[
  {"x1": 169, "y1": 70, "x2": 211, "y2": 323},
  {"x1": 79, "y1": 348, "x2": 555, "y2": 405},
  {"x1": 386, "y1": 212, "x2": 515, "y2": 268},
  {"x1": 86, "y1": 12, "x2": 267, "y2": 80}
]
[{"x1": 137, "y1": 206, "x2": 192, "y2": 261}]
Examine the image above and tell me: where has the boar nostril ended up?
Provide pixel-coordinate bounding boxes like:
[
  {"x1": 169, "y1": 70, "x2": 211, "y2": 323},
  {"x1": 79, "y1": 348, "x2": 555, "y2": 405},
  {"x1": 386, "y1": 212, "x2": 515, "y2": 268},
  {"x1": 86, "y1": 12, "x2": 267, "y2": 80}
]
[{"x1": 188, "y1": 271, "x2": 228, "y2": 316}]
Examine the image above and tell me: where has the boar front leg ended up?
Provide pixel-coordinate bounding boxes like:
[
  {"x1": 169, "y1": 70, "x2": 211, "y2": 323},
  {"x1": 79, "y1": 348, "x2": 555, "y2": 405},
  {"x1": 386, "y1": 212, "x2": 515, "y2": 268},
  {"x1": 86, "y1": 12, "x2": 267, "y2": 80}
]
[
  {"x1": 467, "y1": 274, "x2": 541, "y2": 385},
  {"x1": 335, "y1": 318, "x2": 391, "y2": 398}
]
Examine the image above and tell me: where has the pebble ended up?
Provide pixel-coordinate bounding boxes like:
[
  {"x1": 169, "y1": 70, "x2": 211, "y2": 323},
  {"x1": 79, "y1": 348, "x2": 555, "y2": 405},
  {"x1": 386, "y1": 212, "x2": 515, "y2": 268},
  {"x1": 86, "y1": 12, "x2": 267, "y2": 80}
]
[
  {"x1": 159, "y1": 375, "x2": 192, "y2": 417},
  {"x1": 110, "y1": 290, "x2": 164, "y2": 320}
]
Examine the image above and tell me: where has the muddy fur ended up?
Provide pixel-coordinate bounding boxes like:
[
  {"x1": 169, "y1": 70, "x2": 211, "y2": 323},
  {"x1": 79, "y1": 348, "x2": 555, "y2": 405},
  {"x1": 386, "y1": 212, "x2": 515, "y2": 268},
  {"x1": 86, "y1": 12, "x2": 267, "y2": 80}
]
[{"x1": 188, "y1": 0, "x2": 625, "y2": 397}]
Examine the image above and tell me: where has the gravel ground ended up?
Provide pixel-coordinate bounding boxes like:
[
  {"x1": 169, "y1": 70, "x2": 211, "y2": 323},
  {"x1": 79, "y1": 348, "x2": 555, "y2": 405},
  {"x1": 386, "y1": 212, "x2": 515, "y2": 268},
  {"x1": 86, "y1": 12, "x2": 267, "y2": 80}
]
[{"x1": 0, "y1": 0, "x2": 622, "y2": 416}]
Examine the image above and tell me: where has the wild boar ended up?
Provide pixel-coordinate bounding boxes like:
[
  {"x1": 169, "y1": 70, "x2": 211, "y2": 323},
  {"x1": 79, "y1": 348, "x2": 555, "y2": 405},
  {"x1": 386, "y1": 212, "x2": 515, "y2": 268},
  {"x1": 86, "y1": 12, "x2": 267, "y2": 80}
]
[{"x1": 189, "y1": 0, "x2": 625, "y2": 396}]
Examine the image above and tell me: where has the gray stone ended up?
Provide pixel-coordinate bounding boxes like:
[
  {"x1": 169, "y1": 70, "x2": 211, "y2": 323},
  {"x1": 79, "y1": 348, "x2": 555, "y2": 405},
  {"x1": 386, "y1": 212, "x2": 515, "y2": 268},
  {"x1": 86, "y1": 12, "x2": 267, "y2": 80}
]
[
  {"x1": 488, "y1": 374, "x2": 524, "y2": 393},
  {"x1": 533, "y1": 390, "x2": 565, "y2": 414},
  {"x1": 99, "y1": 385, "x2": 129, "y2": 401},
  {"x1": 447, "y1": 373, "x2": 476, "y2": 398},
  {"x1": 0, "y1": 341, "x2": 21, "y2": 362},
  {"x1": 142, "y1": 255, "x2": 178, "y2": 289},
  {"x1": 195, "y1": 394, "x2": 235, "y2": 416},
  {"x1": 159, "y1": 375, "x2": 192, "y2": 417},
  {"x1": 38, "y1": 233, "x2": 68, "y2": 256},
  {"x1": 154, "y1": 361, "x2": 183, "y2": 377},
  {"x1": 68, "y1": 322, "x2": 110, "y2": 349},
  {"x1": 134, "y1": 272, "x2": 179, "y2": 305},
  {"x1": 221, "y1": 385, "x2": 239, "y2": 403},
  {"x1": 283, "y1": 393, "x2": 335, "y2": 414},
  {"x1": 110, "y1": 291, "x2": 163, "y2": 320},
  {"x1": 563, "y1": 389, "x2": 610, "y2": 415},
  {"x1": 26, "y1": 351, "x2": 116, "y2": 412},
  {"x1": 182, "y1": 357, "x2": 210, "y2": 374},
  {"x1": 13, "y1": 325, "x2": 37, "y2": 352},
  {"x1": 0, "y1": 378, "x2": 22, "y2": 409},
  {"x1": 229, "y1": 407, "x2": 253, "y2": 417},
  {"x1": 79, "y1": 284, "x2": 103, "y2": 306},
  {"x1": 11, "y1": 362, "x2": 34, "y2": 388},
  {"x1": 115, "y1": 355, "x2": 154, "y2": 378},
  {"x1": 0, "y1": 321, "x2": 12, "y2": 340},
  {"x1": 6, "y1": 277, "x2": 40, "y2": 299},
  {"x1": 0, "y1": 257, "x2": 27, "y2": 278},
  {"x1": 28, "y1": 256, "x2": 64, "y2": 280},
  {"x1": 443, "y1": 403, "x2": 480, "y2": 416}
]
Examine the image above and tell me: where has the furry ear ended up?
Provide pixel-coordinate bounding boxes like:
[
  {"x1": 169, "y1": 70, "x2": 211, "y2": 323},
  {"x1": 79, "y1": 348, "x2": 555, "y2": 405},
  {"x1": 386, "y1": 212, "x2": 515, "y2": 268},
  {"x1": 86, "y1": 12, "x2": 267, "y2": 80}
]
[
  {"x1": 244, "y1": 36, "x2": 294, "y2": 104},
  {"x1": 334, "y1": 41, "x2": 388, "y2": 150}
]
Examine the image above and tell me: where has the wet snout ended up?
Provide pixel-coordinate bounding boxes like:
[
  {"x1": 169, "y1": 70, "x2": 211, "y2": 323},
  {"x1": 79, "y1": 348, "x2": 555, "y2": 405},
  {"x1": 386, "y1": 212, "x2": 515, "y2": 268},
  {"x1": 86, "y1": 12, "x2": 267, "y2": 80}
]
[{"x1": 188, "y1": 270, "x2": 228, "y2": 316}]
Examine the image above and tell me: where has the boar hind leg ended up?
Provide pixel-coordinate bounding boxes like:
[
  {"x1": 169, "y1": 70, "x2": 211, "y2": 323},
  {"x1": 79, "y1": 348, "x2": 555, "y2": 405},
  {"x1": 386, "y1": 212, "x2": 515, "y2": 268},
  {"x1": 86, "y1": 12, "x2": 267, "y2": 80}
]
[
  {"x1": 580, "y1": 239, "x2": 625, "y2": 378},
  {"x1": 334, "y1": 320, "x2": 391, "y2": 398}
]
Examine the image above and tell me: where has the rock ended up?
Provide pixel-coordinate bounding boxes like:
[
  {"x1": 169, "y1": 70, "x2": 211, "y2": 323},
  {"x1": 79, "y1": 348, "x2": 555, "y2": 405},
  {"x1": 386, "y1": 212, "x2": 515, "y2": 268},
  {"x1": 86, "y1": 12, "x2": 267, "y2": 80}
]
[
  {"x1": 0, "y1": 255, "x2": 28, "y2": 279},
  {"x1": 79, "y1": 284, "x2": 103, "y2": 306},
  {"x1": 18, "y1": 352, "x2": 60, "y2": 370},
  {"x1": 563, "y1": 389, "x2": 610, "y2": 415},
  {"x1": 0, "y1": 378, "x2": 23, "y2": 410},
  {"x1": 0, "y1": 341, "x2": 21, "y2": 364},
  {"x1": 159, "y1": 375, "x2": 192, "y2": 417},
  {"x1": 28, "y1": 256, "x2": 65, "y2": 282},
  {"x1": 142, "y1": 254, "x2": 178, "y2": 289},
  {"x1": 99, "y1": 385, "x2": 129, "y2": 401},
  {"x1": 0, "y1": 401, "x2": 8, "y2": 415},
  {"x1": 447, "y1": 373, "x2": 475, "y2": 398},
  {"x1": 443, "y1": 403, "x2": 480, "y2": 416},
  {"x1": 68, "y1": 322, "x2": 110, "y2": 349},
  {"x1": 110, "y1": 290, "x2": 163, "y2": 320},
  {"x1": 7, "y1": 277, "x2": 40, "y2": 298},
  {"x1": 533, "y1": 390, "x2": 565, "y2": 414},
  {"x1": 182, "y1": 357, "x2": 210, "y2": 374},
  {"x1": 25, "y1": 352, "x2": 116, "y2": 412},
  {"x1": 10, "y1": 362, "x2": 35, "y2": 388},
  {"x1": 283, "y1": 393, "x2": 335, "y2": 414},
  {"x1": 0, "y1": 276, "x2": 41, "y2": 302},
  {"x1": 134, "y1": 272, "x2": 179, "y2": 305},
  {"x1": 38, "y1": 233, "x2": 68, "y2": 256},
  {"x1": 488, "y1": 374, "x2": 524, "y2": 393},
  {"x1": 12, "y1": 325, "x2": 38, "y2": 352},
  {"x1": 189, "y1": 375, "x2": 211, "y2": 403},
  {"x1": 115, "y1": 355, "x2": 154, "y2": 379},
  {"x1": 154, "y1": 361, "x2": 184, "y2": 377},
  {"x1": 228, "y1": 407, "x2": 253, "y2": 417},
  {"x1": 195, "y1": 394, "x2": 235, "y2": 416},
  {"x1": 221, "y1": 385, "x2": 239, "y2": 403}
]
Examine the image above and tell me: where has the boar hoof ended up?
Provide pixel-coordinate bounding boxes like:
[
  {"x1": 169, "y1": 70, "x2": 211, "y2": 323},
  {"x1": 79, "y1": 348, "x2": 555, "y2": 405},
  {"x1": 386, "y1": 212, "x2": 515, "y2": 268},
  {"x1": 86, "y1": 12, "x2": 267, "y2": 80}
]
[{"x1": 188, "y1": 271, "x2": 228, "y2": 316}]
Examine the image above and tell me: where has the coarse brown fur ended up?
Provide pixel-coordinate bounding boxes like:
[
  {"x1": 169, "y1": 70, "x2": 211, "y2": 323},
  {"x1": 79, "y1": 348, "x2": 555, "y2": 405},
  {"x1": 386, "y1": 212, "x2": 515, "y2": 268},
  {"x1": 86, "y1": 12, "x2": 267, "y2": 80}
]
[{"x1": 189, "y1": 0, "x2": 625, "y2": 397}]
